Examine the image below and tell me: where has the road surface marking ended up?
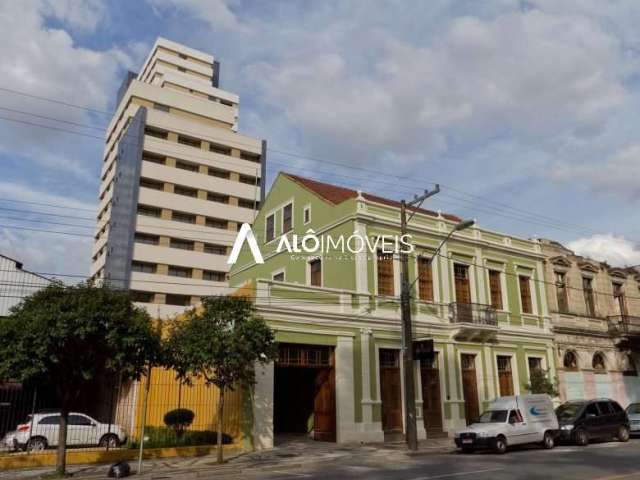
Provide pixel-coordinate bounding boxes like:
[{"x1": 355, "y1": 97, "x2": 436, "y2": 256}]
[{"x1": 410, "y1": 467, "x2": 504, "y2": 479}]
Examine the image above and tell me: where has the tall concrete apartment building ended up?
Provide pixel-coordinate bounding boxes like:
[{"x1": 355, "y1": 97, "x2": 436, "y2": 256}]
[{"x1": 91, "y1": 38, "x2": 265, "y2": 317}]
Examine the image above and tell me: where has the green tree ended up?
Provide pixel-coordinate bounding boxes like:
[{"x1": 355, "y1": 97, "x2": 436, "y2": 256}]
[
  {"x1": 0, "y1": 282, "x2": 162, "y2": 476},
  {"x1": 165, "y1": 296, "x2": 277, "y2": 463},
  {"x1": 525, "y1": 368, "x2": 559, "y2": 397}
]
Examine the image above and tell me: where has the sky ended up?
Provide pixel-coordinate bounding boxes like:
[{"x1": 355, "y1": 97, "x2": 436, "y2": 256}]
[{"x1": 0, "y1": 0, "x2": 639, "y2": 278}]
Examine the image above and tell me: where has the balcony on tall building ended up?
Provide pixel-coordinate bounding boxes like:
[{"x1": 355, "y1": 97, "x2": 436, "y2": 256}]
[
  {"x1": 449, "y1": 302, "x2": 498, "y2": 341},
  {"x1": 607, "y1": 315, "x2": 640, "y2": 346}
]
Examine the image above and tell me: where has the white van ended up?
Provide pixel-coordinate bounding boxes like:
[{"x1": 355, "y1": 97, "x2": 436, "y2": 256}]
[{"x1": 454, "y1": 394, "x2": 559, "y2": 454}]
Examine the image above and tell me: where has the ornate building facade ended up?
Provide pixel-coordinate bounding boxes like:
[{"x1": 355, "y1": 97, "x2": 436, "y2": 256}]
[{"x1": 541, "y1": 240, "x2": 640, "y2": 407}]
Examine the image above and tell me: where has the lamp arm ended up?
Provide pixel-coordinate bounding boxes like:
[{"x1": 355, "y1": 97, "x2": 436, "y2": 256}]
[{"x1": 407, "y1": 229, "x2": 456, "y2": 291}]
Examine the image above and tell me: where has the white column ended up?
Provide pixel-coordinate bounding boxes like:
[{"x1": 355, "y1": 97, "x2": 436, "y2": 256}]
[
  {"x1": 358, "y1": 330, "x2": 384, "y2": 442},
  {"x1": 361, "y1": 329, "x2": 374, "y2": 423},
  {"x1": 414, "y1": 359, "x2": 427, "y2": 440},
  {"x1": 252, "y1": 361, "x2": 274, "y2": 450},
  {"x1": 354, "y1": 222, "x2": 369, "y2": 294},
  {"x1": 440, "y1": 244, "x2": 451, "y2": 304},
  {"x1": 483, "y1": 345, "x2": 496, "y2": 401},
  {"x1": 335, "y1": 336, "x2": 356, "y2": 443},
  {"x1": 444, "y1": 343, "x2": 463, "y2": 430}
]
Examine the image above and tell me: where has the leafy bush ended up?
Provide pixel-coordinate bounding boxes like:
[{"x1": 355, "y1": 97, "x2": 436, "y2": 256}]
[
  {"x1": 525, "y1": 369, "x2": 559, "y2": 397},
  {"x1": 129, "y1": 426, "x2": 233, "y2": 449},
  {"x1": 163, "y1": 408, "x2": 195, "y2": 437}
]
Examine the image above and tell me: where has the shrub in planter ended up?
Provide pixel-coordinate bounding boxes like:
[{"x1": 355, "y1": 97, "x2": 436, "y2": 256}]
[
  {"x1": 163, "y1": 408, "x2": 195, "y2": 437},
  {"x1": 129, "y1": 426, "x2": 233, "y2": 449}
]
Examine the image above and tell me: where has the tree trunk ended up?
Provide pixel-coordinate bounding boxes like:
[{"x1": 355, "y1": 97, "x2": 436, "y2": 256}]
[
  {"x1": 56, "y1": 406, "x2": 69, "y2": 475},
  {"x1": 216, "y1": 387, "x2": 225, "y2": 464}
]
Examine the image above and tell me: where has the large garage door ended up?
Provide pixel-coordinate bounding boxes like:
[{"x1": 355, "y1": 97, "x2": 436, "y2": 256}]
[{"x1": 274, "y1": 344, "x2": 336, "y2": 442}]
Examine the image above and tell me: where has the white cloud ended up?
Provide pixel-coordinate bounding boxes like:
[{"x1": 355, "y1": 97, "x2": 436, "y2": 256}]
[
  {"x1": 0, "y1": 181, "x2": 96, "y2": 212},
  {"x1": 245, "y1": 9, "x2": 628, "y2": 164},
  {"x1": 0, "y1": 181, "x2": 95, "y2": 278},
  {"x1": 42, "y1": 0, "x2": 107, "y2": 32},
  {"x1": 0, "y1": 228, "x2": 92, "y2": 282},
  {"x1": 149, "y1": 0, "x2": 249, "y2": 32},
  {"x1": 551, "y1": 144, "x2": 640, "y2": 200},
  {"x1": 568, "y1": 234, "x2": 640, "y2": 267},
  {"x1": 0, "y1": 1, "x2": 131, "y2": 177}
]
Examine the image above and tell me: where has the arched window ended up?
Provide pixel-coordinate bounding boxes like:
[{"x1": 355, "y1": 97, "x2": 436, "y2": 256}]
[
  {"x1": 592, "y1": 352, "x2": 606, "y2": 373},
  {"x1": 563, "y1": 351, "x2": 578, "y2": 370},
  {"x1": 622, "y1": 354, "x2": 638, "y2": 377}
]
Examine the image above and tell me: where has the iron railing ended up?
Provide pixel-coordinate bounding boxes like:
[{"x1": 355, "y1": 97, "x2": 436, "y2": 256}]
[
  {"x1": 0, "y1": 374, "x2": 239, "y2": 457},
  {"x1": 449, "y1": 302, "x2": 498, "y2": 327},
  {"x1": 607, "y1": 315, "x2": 640, "y2": 337}
]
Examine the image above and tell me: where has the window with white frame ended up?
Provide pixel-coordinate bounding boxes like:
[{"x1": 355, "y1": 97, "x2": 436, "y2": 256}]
[
  {"x1": 309, "y1": 258, "x2": 322, "y2": 286},
  {"x1": 266, "y1": 214, "x2": 275, "y2": 242},
  {"x1": 282, "y1": 203, "x2": 293, "y2": 233},
  {"x1": 518, "y1": 275, "x2": 533, "y2": 314}
]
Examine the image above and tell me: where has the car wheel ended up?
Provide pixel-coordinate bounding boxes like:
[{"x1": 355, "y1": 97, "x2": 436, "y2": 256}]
[
  {"x1": 542, "y1": 431, "x2": 555, "y2": 449},
  {"x1": 461, "y1": 446, "x2": 474, "y2": 454},
  {"x1": 574, "y1": 430, "x2": 589, "y2": 446},
  {"x1": 27, "y1": 437, "x2": 47, "y2": 452},
  {"x1": 616, "y1": 425, "x2": 630, "y2": 443},
  {"x1": 493, "y1": 436, "x2": 507, "y2": 454},
  {"x1": 99, "y1": 434, "x2": 120, "y2": 448}
]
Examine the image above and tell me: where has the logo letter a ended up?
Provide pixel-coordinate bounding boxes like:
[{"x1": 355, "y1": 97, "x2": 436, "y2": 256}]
[{"x1": 227, "y1": 223, "x2": 264, "y2": 264}]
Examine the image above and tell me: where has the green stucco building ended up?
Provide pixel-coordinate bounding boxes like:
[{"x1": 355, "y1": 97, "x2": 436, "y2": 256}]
[{"x1": 230, "y1": 173, "x2": 556, "y2": 447}]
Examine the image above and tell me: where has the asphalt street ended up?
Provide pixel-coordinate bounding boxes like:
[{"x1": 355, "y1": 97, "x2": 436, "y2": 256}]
[
  {"x1": 240, "y1": 439, "x2": 640, "y2": 480},
  {"x1": 3, "y1": 437, "x2": 640, "y2": 479}
]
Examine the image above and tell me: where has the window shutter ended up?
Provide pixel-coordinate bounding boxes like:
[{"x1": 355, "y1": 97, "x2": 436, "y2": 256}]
[
  {"x1": 417, "y1": 257, "x2": 433, "y2": 301},
  {"x1": 519, "y1": 275, "x2": 532, "y2": 314},
  {"x1": 377, "y1": 252, "x2": 394, "y2": 296},
  {"x1": 488, "y1": 270, "x2": 503, "y2": 310}
]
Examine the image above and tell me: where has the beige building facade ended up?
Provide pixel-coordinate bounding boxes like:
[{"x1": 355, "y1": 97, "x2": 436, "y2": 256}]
[
  {"x1": 91, "y1": 38, "x2": 265, "y2": 317},
  {"x1": 541, "y1": 240, "x2": 640, "y2": 407}
]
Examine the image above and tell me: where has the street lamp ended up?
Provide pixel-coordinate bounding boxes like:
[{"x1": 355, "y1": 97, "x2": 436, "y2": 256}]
[
  {"x1": 400, "y1": 213, "x2": 474, "y2": 451},
  {"x1": 407, "y1": 219, "x2": 474, "y2": 292}
]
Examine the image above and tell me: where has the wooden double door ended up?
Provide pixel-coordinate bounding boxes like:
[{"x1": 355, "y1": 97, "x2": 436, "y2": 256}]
[
  {"x1": 420, "y1": 355, "x2": 444, "y2": 435},
  {"x1": 497, "y1": 355, "x2": 514, "y2": 396},
  {"x1": 379, "y1": 349, "x2": 403, "y2": 433},
  {"x1": 461, "y1": 354, "x2": 480, "y2": 425},
  {"x1": 274, "y1": 344, "x2": 336, "y2": 442}
]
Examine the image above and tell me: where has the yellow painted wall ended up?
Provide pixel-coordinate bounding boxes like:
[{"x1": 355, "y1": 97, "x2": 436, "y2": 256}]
[{"x1": 132, "y1": 367, "x2": 243, "y2": 440}]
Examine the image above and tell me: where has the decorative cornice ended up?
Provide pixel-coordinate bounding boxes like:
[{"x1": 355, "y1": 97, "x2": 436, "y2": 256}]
[
  {"x1": 549, "y1": 256, "x2": 572, "y2": 268},
  {"x1": 577, "y1": 260, "x2": 600, "y2": 273}
]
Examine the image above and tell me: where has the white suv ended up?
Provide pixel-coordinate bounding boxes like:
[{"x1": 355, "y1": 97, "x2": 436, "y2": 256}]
[{"x1": 3, "y1": 412, "x2": 127, "y2": 451}]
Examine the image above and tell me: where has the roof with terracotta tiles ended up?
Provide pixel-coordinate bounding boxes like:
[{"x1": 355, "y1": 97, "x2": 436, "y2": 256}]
[{"x1": 283, "y1": 173, "x2": 461, "y2": 222}]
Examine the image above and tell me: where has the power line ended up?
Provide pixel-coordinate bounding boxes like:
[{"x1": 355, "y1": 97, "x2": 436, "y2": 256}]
[
  {"x1": 0, "y1": 88, "x2": 632, "y2": 239},
  {"x1": 0, "y1": 108, "x2": 630, "y2": 243},
  {"x1": 0, "y1": 206, "x2": 94, "y2": 221},
  {"x1": 0, "y1": 240, "x2": 638, "y2": 302},
  {"x1": 0, "y1": 224, "x2": 92, "y2": 238},
  {"x1": 0, "y1": 216, "x2": 95, "y2": 230},
  {"x1": 0, "y1": 197, "x2": 95, "y2": 213},
  {"x1": 0, "y1": 86, "x2": 111, "y2": 115}
]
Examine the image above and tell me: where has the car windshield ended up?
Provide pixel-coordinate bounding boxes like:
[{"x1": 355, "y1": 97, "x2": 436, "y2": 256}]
[
  {"x1": 478, "y1": 410, "x2": 508, "y2": 423},
  {"x1": 556, "y1": 403, "x2": 584, "y2": 421},
  {"x1": 627, "y1": 403, "x2": 640, "y2": 415}
]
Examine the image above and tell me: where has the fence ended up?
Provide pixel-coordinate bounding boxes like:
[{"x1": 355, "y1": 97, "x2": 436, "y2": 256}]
[{"x1": 0, "y1": 368, "x2": 244, "y2": 458}]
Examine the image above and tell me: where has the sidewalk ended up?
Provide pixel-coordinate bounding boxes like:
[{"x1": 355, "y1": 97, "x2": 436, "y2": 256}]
[{"x1": 0, "y1": 436, "x2": 455, "y2": 479}]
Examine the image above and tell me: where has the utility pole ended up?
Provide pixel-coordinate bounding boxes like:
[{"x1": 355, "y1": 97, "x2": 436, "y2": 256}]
[{"x1": 399, "y1": 185, "x2": 440, "y2": 451}]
